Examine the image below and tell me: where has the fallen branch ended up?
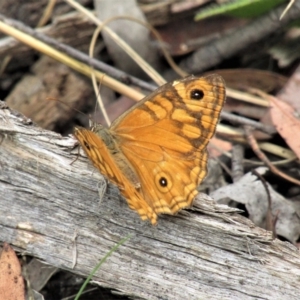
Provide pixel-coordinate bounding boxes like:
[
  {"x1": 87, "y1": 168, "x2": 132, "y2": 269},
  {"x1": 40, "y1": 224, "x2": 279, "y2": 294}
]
[{"x1": 0, "y1": 101, "x2": 299, "y2": 299}]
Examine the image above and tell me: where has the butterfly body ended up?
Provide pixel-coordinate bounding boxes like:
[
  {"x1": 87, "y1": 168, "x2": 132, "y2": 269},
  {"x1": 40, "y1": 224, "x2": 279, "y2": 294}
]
[
  {"x1": 74, "y1": 75, "x2": 225, "y2": 225},
  {"x1": 92, "y1": 124, "x2": 140, "y2": 188}
]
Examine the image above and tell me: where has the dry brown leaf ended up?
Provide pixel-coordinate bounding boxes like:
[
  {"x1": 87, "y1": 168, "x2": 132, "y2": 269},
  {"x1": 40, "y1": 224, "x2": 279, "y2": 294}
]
[
  {"x1": 277, "y1": 65, "x2": 300, "y2": 113},
  {"x1": 210, "y1": 167, "x2": 300, "y2": 243},
  {"x1": 155, "y1": 16, "x2": 247, "y2": 55},
  {"x1": 208, "y1": 136, "x2": 232, "y2": 158},
  {"x1": 201, "y1": 159, "x2": 226, "y2": 193},
  {"x1": 269, "y1": 95, "x2": 300, "y2": 160},
  {"x1": 208, "y1": 69, "x2": 287, "y2": 93},
  {"x1": 26, "y1": 258, "x2": 57, "y2": 292},
  {"x1": 0, "y1": 243, "x2": 25, "y2": 300}
]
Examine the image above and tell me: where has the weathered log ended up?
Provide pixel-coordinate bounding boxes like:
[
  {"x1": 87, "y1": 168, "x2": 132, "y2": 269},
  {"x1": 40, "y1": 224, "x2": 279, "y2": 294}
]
[{"x1": 0, "y1": 101, "x2": 299, "y2": 300}]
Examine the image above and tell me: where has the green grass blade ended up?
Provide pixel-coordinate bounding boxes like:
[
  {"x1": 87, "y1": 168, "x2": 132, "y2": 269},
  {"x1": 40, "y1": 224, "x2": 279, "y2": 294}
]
[
  {"x1": 195, "y1": 0, "x2": 286, "y2": 21},
  {"x1": 75, "y1": 235, "x2": 131, "y2": 300}
]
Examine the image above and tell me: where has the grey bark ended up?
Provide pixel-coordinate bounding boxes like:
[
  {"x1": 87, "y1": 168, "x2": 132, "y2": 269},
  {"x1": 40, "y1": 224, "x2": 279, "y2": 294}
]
[{"x1": 0, "y1": 101, "x2": 299, "y2": 300}]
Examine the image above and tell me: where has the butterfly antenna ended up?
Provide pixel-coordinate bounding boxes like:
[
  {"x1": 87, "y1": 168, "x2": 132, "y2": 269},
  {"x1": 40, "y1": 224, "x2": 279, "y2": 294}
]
[
  {"x1": 46, "y1": 97, "x2": 95, "y2": 126},
  {"x1": 89, "y1": 24, "x2": 111, "y2": 127}
]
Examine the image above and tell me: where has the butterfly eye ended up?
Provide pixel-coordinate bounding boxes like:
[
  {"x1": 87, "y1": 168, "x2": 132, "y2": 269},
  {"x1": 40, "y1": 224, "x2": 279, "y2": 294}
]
[{"x1": 190, "y1": 89, "x2": 204, "y2": 100}]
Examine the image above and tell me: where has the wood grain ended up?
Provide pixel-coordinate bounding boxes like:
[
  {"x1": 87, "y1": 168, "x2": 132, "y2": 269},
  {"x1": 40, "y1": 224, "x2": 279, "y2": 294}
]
[{"x1": 0, "y1": 101, "x2": 299, "y2": 300}]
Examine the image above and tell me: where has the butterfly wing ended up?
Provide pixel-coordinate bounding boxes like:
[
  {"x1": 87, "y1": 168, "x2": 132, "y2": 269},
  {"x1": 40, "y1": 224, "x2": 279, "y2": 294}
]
[
  {"x1": 74, "y1": 127, "x2": 158, "y2": 224},
  {"x1": 110, "y1": 75, "x2": 225, "y2": 216}
]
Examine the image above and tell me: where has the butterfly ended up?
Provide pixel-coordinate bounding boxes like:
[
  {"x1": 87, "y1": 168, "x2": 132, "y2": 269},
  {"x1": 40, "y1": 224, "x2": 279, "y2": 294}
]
[{"x1": 74, "y1": 75, "x2": 225, "y2": 225}]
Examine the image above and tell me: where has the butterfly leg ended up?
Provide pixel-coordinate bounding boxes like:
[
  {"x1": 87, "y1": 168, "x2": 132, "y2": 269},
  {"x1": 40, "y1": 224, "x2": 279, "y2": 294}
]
[
  {"x1": 70, "y1": 140, "x2": 81, "y2": 165},
  {"x1": 97, "y1": 178, "x2": 107, "y2": 208}
]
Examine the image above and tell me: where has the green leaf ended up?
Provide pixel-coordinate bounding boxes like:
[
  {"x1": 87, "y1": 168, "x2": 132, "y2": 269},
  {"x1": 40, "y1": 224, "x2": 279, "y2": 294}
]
[{"x1": 195, "y1": 0, "x2": 287, "y2": 21}]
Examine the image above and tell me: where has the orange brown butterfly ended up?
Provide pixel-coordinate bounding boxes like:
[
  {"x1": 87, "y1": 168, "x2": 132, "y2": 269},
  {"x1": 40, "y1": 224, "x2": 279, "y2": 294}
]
[{"x1": 74, "y1": 74, "x2": 226, "y2": 225}]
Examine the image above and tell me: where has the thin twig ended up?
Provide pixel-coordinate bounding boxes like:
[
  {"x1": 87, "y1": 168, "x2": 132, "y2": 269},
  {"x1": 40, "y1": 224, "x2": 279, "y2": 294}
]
[
  {"x1": 37, "y1": 0, "x2": 57, "y2": 27},
  {"x1": 244, "y1": 125, "x2": 300, "y2": 186},
  {"x1": 64, "y1": 0, "x2": 166, "y2": 85},
  {"x1": 272, "y1": 210, "x2": 280, "y2": 240},
  {"x1": 280, "y1": 0, "x2": 295, "y2": 20},
  {"x1": 180, "y1": 1, "x2": 300, "y2": 73},
  {"x1": 231, "y1": 144, "x2": 244, "y2": 182},
  {"x1": 0, "y1": 17, "x2": 145, "y2": 102},
  {"x1": 72, "y1": 229, "x2": 78, "y2": 269},
  {"x1": 0, "y1": 13, "x2": 157, "y2": 92},
  {"x1": 251, "y1": 169, "x2": 274, "y2": 236},
  {"x1": 221, "y1": 111, "x2": 275, "y2": 135}
]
